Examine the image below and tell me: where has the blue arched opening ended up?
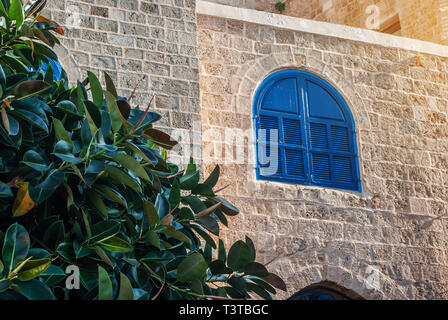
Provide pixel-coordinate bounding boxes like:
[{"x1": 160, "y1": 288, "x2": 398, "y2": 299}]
[
  {"x1": 253, "y1": 69, "x2": 361, "y2": 192},
  {"x1": 288, "y1": 281, "x2": 364, "y2": 300}
]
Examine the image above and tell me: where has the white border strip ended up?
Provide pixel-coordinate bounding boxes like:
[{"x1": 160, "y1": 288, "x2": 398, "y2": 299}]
[{"x1": 196, "y1": 0, "x2": 448, "y2": 58}]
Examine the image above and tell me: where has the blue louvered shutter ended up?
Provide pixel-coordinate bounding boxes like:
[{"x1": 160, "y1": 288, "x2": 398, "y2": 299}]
[
  {"x1": 305, "y1": 79, "x2": 358, "y2": 191},
  {"x1": 255, "y1": 74, "x2": 307, "y2": 182},
  {"x1": 254, "y1": 69, "x2": 360, "y2": 192}
]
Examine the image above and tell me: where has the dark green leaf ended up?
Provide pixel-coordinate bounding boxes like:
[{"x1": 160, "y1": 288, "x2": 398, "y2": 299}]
[
  {"x1": 0, "y1": 181, "x2": 12, "y2": 198},
  {"x1": 246, "y1": 282, "x2": 272, "y2": 300},
  {"x1": 87, "y1": 221, "x2": 121, "y2": 245},
  {"x1": 17, "y1": 258, "x2": 52, "y2": 281},
  {"x1": 104, "y1": 91, "x2": 122, "y2": 134},
  {"x1": 262, "y1": 273, "x2": 287, "y2": 292},
  {"x1": 13, "y1": 80, "x2": 50, "y2": 99},
  {"x1": 104, "y1": 72, "x2": 118, "y2": 98},
  {"x1": 52, "y1": 140, "x2": 82, "y2": 163},
  {"x1": 177, "y1": 253, "x2": 207, "y2": 282},
  {"x1": 21, "y1": 150, "x2": 48, "y2": 171},
  {"x1": 209, "y1": 260, "x2": 232, "y2": 275},
  {"x1": 227, "y1": 240, "x2": 251, "y2": 271},
  {"x1": 204, "y1": 165, "x2": 220, "y2": 188},
  {"x1": 87, "y1": 71, "x2": 103, "y2": 108},
  {"x1": 2, "y1": 223, "x2": 30, "y2": 273},
  {"x1": 244, "y1": 262, "x2": 269, "y2": 277},
  {"x1": 143, "y1": 200, "x2": 159, "y2": 228},
  {"x1": 99, "y1": 236, "x2": 132, "y2": 253},
  {"x1": 118, "y1": 273, "x2": 134, "y2": 300},
  {"x1": 15, "y1": 279, "x2": 55, "y2": 300},
  {"x1": 9, "y1": 0, "x2": 24, "y2": 28},
  {"x1": 179, "y1": 171, "x2": 199, "y2": 190},
  {"x1": 98, "y1": 265, "x2": 113, "y2": 300}
]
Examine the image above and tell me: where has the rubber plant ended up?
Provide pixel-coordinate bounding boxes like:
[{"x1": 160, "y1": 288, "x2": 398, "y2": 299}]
[{"x1": 0, "y1": 0, "x2": 286, "y2": 300}]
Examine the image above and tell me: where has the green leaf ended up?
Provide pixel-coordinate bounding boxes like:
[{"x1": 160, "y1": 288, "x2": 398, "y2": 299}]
[
  {"x1": 182, "y1": 196, "x2": 207, "y2": 214},
  {"x1": 39, "y1": 170, "x2": 65, "y2": 190},
  {"x1": 155, "y1": 194, "x2": 170, "y2": 220},
  {"x1": 94, "y1": 184, "x2": 127, "y2": 207},
  {"x1": 190, "y1": 225, "x2": 216, "y2": 249},
  {"x1": 195, "y1": 202, "x2": 221, "y2": 218},
  {"x1": 104, "y1": 72, "x2": 118, "y2": 98},
  {"x1": 73, "y1": 241, "x2": 94, "y2": 259},
  {"x1": 42, "y1": 220, "x2": 65, "y2": 250},
  {"x1": 143, "y1": 200, "x2": 159, "y2": 228},
  {"x1": 0, "y1": 181, "x2": 13, "y2": 198},
  {"x1": 52, "y1": 117, "x2": 73, "y2": 147},
  {"x1": 52, "y1": 140, "x2": 82, "y2": 163},
  {"x1": 104, "y1": 91, "x2": 122, "y2": 134},
  {"x1": 204, "y1": 165, "x2": 220, "y2": 188},
  {"x1": 12, "y1": 80, "x2": 50, "y2": 99},
  {"x1": 214, "y1": 196, "x2": 239, "y2": 216},
  {"x1": 84, "y1": 100, "x2": 102, "y2": 129},
  {"x1": 54, "y1": 100, "x2": 82, "y2": 120},
  {"x1": 87, "y1": 71, "x2": 103, "y2": 108},
  {"x1": 40, "y1": 265, "x2": 66, "y2": 287},
  {"x1": 2, "y1": 223, "x2": 30, "y2": 273},
  {"x1": 87, "y1": 221, "x2": 121, "y2": 245},
  {"x1": 94, "y1": 245, "x2": 114, "y2": 268},
  {"x1": 248, "y1": 277, "x2": 276, "y2": 294},
  {"x1": 99, "y1": 236, "x2": 132, "y2": 253},
  {"x1": 142, "y1": 250, "x2": 174, "y2": 262},
  {"x1": 142, "y1": 231, "x2": 160, "y2": 249},
  {"x1": 244, "y1": 262, "x2": 269, "y2": 277},
  {"x1": 87, "y1": 190, "x2": 108, "y2": 218},
  {"x1": 179, "y1": 171, "x2": 199, "y2": 190},
  {"x1": 17, "y1": 258, "x2": 52, "y2": 281},
  {"x1": 10, "y1": 107, "x2": 49, "y2": 133},
  {"x1": 105, "y1": 165, "x2": 142, "y2": 192},
  {"x1": 143, "y1": 128, "x2": 178, "y2": 150},
  {"x1": 9, "y1": 0, "x2": 24, "y2": 28},
  {"x1": 21, "y1": 150, "x2": 48, "y2": 171},
  {"x1": 159, "y1": 227, "x2": 190, "y2": 246},
  {"x1": 168, "y1": 180, "x2": 181, "y2": 209},
  {"x1": 15, "y1": 279, "x2": 55, "y2": 300},
  {"x1": 227, "y1": 240, "x2": 252, "y2": 271},
  {"x1": 196, "y1": 215, "x2": 219, "y2": 236},
  {"x1": 98, "y1": 265, "x2": 113, "y2": 300},
  {"x1": 118, "y1": 273, "x2": 134, "y2": 300},
  {"x1": 245, "y1": 236, "x2": 256, "y2": 262},
  {"x1": 192, "y1": 184, "x2": 215, "y2": 197},
  {"x1": 246, "y1": 282, "x2": 272, "y2": 300},
  {"x1": 218, "y1": 239, "x2": 226, "y2": 264},
  {"x1": 177, "y1": 253, "x2": 207, "y2": 282},
  {"x1": 209, "y1": 260, "x2": 232, "y2": 275},
  {"x1": 262, "y1": 273, "x2": 287, "y2": 291},
  {"x1": 0, "y1": 280, "x2": 11, "y2": 293},
  {"x1": 0, "y1": 0, "x2": 7, "y2": 18},
  {"x1": 112, "y1": 154, "x2": 151, "y2": 183}
]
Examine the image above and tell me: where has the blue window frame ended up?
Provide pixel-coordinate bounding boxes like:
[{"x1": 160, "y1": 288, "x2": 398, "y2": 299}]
[{"x1": 253, "y1": 69, "x2": 361, "y2": 192}]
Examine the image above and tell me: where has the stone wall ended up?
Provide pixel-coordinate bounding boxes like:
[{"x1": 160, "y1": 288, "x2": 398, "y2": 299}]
[
  {"x1": 203, "y1": 0, "x2": 279, "y2": 12},
  {"x1": 44, "y1": 0, "x2": 202, "y2": 165},
  {"x1": 284, "y1": 0, "x2": 448, "y2": 45},
  {"x1": 197, "y1": 10, "x2": 448, "y2": 299}
]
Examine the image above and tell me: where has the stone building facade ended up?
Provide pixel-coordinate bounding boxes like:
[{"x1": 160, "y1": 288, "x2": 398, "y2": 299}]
[
  {"x1": 45, "y1": 0, "x2": 448, "y2": 299},
  {"x1": 283, "y1": 0, "x2": 448, "y2": 45}
]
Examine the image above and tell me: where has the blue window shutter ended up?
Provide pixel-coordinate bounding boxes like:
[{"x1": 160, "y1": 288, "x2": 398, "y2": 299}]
[
  {"x1": 309, "y1": 122, "x2": 328, "y2": 149},
  {"x1": 254, "y1": 69, "x2": 361, "y2": 192}
]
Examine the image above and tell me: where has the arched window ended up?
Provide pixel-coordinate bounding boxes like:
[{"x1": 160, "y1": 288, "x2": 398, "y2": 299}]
[
  {"x1": 253, "y1": 69, "x2": 361, "y2": 192},
  {"x1": 289, "y1": 281, "x2": 364, "y2": 300}
]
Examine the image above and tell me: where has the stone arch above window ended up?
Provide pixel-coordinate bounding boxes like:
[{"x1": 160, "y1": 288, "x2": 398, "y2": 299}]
[
  {"x1": 289, "y1": 281, "x2": 365, "y2": 300},
  {"x1": 253, "y1": 68, "x2": 362, "y2": 192}
]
